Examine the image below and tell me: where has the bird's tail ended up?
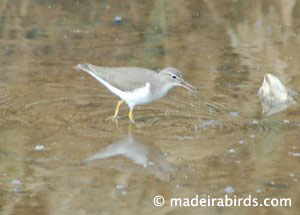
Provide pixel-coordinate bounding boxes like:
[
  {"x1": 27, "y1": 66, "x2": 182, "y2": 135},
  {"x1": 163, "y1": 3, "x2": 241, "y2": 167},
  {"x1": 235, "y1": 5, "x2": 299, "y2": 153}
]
[{"x1": 75, "y1": 63, "x2": 91, "y2": 73}]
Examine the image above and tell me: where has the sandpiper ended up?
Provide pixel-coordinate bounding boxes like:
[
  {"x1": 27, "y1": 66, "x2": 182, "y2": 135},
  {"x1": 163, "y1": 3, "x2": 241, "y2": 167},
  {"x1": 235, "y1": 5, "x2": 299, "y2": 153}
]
[{"x1": 75, "y1": 64, "x2": 197, "y2": 123}]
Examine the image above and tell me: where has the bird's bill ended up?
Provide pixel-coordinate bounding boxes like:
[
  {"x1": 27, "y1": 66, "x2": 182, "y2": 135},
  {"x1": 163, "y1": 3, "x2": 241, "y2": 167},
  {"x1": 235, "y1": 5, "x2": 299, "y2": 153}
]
[{"x1": 180, "y1": 80, "x2": 198, "y2": 94}]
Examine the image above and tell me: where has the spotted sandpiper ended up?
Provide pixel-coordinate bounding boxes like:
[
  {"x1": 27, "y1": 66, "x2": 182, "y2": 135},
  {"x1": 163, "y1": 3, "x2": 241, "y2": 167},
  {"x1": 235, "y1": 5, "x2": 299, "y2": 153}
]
[{"x1": 75, "y1": 63, "x2": 197, "y2": 123}]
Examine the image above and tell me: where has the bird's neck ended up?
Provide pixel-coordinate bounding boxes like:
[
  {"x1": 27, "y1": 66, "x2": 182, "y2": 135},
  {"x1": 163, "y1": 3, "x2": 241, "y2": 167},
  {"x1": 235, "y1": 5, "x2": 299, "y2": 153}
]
[{"x1": 153, "y1": 82, "x2": 174, "y2": 99}]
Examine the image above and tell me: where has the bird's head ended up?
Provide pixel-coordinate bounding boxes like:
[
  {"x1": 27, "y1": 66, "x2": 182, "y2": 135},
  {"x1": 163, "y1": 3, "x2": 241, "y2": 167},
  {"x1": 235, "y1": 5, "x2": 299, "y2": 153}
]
[{"x1": 159, "y1": 67, "x2": 198, "y2": 94}]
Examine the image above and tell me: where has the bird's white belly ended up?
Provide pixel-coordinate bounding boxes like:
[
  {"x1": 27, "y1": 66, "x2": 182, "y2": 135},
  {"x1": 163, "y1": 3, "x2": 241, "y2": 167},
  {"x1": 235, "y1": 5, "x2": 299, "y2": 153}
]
[{"x1": 119, "y1": 83, "x2": 152, "y2": 108}]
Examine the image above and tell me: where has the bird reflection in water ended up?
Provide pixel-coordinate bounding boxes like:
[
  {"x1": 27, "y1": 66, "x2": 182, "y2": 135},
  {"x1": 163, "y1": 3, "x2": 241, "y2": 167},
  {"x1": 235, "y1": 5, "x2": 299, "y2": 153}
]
[{"x1": 85, "y1": 133, "x2": 176, "y2": 181}]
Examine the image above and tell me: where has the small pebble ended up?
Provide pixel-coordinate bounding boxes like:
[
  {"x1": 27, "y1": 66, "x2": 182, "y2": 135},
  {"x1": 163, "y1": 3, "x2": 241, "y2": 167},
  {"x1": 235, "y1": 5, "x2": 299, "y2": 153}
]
[
  {"x1": 239, "y1": 140, "x2": 245, "y2": 144},
  {"x1": 116, "y1": 184, "x2": 125, "y2": 190},
  {"x1": 256, "y1": 189, "x2": 262, "y2": 193},
  {"x1": 229, "y1": 112, "x2": 239, "y2": 117},
  {"x1": 283, "y1": 119, "x2": 290, "y2": 124},
  {"x1": 251, "y1": 119, "x2": 259, "y2": 124},
  {"x1": 224, "y1": 186, "x2": 235, "y2": 193},
  {"x1": 113, "y1": 16, "x2": 122, "y2": 24},
  {"x1": 228, "y1": 148, "x2": 236, "y2": 154},
  {"x1": 288, "y1": 152, "x2": 300, "y2": 157},
  {"x1": 121, "y1": 191, "x2": 127, "y2": 196},
  {"x1": 11, "y1": 179, "x2": 22, "y2": 185},
  {"x1": 147, "y1": 161, "x2": 154, "y2": 166},
  {"x1": 34, "y1": 145, "x2": 45, "y2": 151}
]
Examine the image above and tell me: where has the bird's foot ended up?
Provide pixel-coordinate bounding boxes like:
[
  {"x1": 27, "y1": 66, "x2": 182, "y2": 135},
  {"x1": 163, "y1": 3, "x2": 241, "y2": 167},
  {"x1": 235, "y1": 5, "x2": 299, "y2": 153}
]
[
  {"x1": 105, "y1": 115, "x2": 120, "y2": 123},
  {"x1": 128, "y1": 110, "x2": 135, "y2": 124}
]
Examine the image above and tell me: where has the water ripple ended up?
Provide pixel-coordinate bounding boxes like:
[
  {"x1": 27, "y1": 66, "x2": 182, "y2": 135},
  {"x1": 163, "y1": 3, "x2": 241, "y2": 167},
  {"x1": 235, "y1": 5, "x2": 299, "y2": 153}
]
[{"x1": 0, "y1": 83, "x2": 279, "y2": 141}]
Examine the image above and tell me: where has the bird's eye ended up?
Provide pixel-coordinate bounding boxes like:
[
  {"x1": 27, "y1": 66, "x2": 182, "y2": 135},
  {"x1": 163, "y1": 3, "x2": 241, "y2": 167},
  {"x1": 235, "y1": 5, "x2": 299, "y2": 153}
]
[{"x1": 172, "y1": 75, "x2": 177, "y2": 79}]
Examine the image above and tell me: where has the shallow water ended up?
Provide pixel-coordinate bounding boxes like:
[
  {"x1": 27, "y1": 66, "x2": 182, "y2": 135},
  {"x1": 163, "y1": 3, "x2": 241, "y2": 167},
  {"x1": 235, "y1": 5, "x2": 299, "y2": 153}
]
[{"x1": 0, "y1": 0, "x2": 299, "y2": 214}]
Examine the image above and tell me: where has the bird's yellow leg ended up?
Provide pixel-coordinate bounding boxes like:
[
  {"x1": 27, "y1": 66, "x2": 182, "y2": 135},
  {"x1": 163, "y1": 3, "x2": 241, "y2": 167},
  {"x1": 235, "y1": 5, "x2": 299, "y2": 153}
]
[
  {"x1": 106, "y1": 100, "x2": 124, "y2": 122},
  {"x1": 128, "y1": 108, "x2": 135, "y2": 123},
  {"x1": 114, "y1": 100, "x2": 124, "y2": 117}
]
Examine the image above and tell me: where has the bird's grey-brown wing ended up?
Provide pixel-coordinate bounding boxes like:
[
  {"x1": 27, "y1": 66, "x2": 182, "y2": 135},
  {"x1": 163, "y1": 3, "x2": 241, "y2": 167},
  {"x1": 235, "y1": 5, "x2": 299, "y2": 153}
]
[{"x1": 77, "y1": 64, "x2": 159, "y2": 92}]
